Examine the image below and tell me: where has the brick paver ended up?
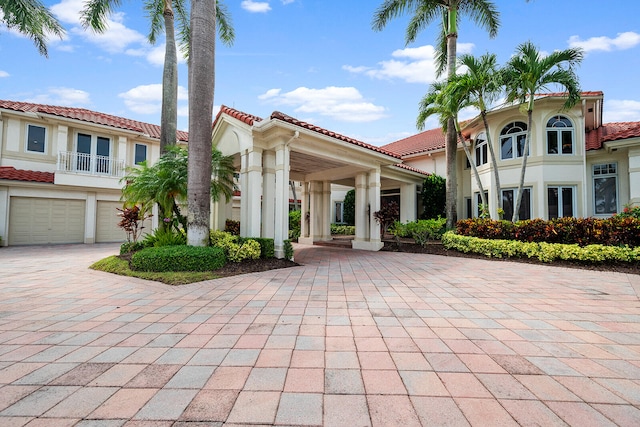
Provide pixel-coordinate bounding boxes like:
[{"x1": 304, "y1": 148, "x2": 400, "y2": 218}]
[{"x1": 1, "y1": 242, "x2": 640, "y2": 425}]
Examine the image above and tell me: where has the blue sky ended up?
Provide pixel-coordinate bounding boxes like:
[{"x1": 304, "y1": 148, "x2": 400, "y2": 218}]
[{"x1": 1, "y1": 0, "x2": 640, "y2": 146}]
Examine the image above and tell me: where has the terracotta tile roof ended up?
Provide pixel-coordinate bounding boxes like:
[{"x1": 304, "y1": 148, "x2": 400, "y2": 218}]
[
  {"x1": 382, "y1": 127, "x2": 446, "y2": 157},
  {"x1": 392, "y1": 163, "x2": 430, "y2": 176},
  {"x1": 0, "y1": 166, "x2": 54, "y2": 183},
  {"x1": 269, "y1": 111, "x2": 401, "y2": 159},
  {"x1": 0, "y1": 100, "x2": 188, "y2": 142},
  {"x1": 586, "y1": 122, "x2": 640, "y2": 151},
  {"x1": 218, "y1": 105, "x2": 263, "y2": 126},
  {"x1": 535, "y1": 91, "x2": 604, "y2": 99}
]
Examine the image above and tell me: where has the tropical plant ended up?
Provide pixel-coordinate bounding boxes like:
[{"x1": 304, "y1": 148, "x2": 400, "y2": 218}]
[
  {"x1": 343, "y1": 189, "x2": 356, "y2": 226},
  {"x1": 503, "y1": 41, "x2": 583, "y2": 221},
  {"x1": 116, "y1": 205, "x2": 151, "y2": 243},
  {"x1": 372, "y1": 0, "x2": 500, "y2": 229},
  {"x1": 374, "y1": 200, "x2": 400, "y2": 235},
  {"x1": 187, "y1": 0, "x2": 217, "y2": 246},
  {"x1": 0, "y1": 0, "x2": 65, "y2": 57},
  {"x1": 121, "y1": 145, "x2": 236, "y2": 232},
  {"x1": 421, "y1": 174, "x2": 446, "y2": 219},
  {"x1": 81, "y1": 0, "x2": 234, "y2": 153},
  {"x1": 417, "y1": 78, "x2": 488, "y2": 210},
  {"x1": 457, "y1": 53, "x2": 503, "y2": 215}
]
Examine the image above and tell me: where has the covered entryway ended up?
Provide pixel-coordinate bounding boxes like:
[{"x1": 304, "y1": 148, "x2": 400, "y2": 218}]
[
  {"x1": 8, "y1": 197, "x2": 85, "y2": 245},
  {"x1": 96, "y1": 201, "x2": 126, "y2": 243}
]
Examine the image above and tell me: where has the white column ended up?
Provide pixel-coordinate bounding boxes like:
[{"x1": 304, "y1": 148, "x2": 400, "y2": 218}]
[
  {"x1": 54, "y1": 125, "x2": 67, "y2": 159},
  {"x1": 0, "y1": 187, "x2": 8, "y2": 246},
  {"x1": 400, "y1": 182, "x2": 417, "y2": 223},
  {"x1": 274, "y1": 144, "x2": 290, "y2": 258},
  {"x1": 367, "y1": 168, "x2": 382, "y2": 248},
  {"x1": 84, "y1": 192, "x2": 97, "y2": 244},
  {"x1": 240, "y1": 148, "x2": 263, "y2": 237},
  {"x1": 353, "y1": 169, "x2": 383, "y2": 251},
  {"x1": 117, "y1": 136, "x2": 127, "y2": 165},
  {"x1": 629, "y1": 148, "x2": 640, "y2": 207},
  {"x1": 300, "y1": 181, "x2": 309, "y2": 239},
  {"x1": 321, "y1": 180, "x2": 332, "y2": 240},
  {"x1": 262, "y1": 150, "x2": 276, "y2": 239},
  {"x1": 353, "y1": 172, "x2": 368, "y2": 246}
]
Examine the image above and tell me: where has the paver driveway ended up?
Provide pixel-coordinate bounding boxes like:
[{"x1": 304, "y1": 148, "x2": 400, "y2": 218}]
[{"x1": 1, "y1": 243, "x2": 640, "y2": 426}]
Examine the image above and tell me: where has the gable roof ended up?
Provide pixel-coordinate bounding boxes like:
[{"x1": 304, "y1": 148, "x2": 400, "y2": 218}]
[
  {"x1": 0, "y1": 100, "x2": 189, "y2": 142},
  {"x1": 0, "y1": 166, "x2": 54, "y2": 183},
  {"x1": 216, "y1": 106, "x2": 402, "y2": 160},
  {"x1": 382, "y1": 127, "x2": 446, "y2": 157},
  {"x1": 586, "y1": 122, "x2": 640, "y2": 150}
]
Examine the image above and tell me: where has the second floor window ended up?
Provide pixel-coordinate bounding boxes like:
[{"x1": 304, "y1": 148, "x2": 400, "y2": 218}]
[
  {"x1": 500, "y1": 121, "x2": 528, "y2": 160},
  {"x1": 475, "y1": 132, "x2": 488, "y2": 166},
  {"x1": 27, "y1": 124, "x2": 46, "y2": 153},
  {"x1": 135, "y1": 144, "x2": 147, "y2": 165},
  {"x1": 547, "y1": 115, "x2": 574, "y2": 155}
]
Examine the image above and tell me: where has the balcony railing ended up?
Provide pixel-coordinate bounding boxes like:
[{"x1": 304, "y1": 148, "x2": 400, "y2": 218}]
[{"x1": 57, "y1": 151, "x2": 126, "y2": 177}]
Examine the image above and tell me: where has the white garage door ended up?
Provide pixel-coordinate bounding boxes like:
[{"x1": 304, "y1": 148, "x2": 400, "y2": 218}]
[
  {"x1": 9, "y1": 197, "x2": 86, "y2": 245},
  {"x1": 96, "y1": 201, "x2": 127, "y2": 243}
]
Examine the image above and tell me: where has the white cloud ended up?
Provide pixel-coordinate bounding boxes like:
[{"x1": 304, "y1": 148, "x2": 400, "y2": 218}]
[
  {"x1": 568, "y1": 31, "x2": 640, "y2": 52},
  {"x1": 119, "y1": 84, "x2": 188, "y2": 115},
  {"x1": 603, "y1": 99, "x2": 640, "y2": 122},
  {"x1": 26, "y1": 87, "x2": 91, "y2": 106},
  {"x1": 259, "y1": 86, "x2": 387, "y2": 122},
  {"x1": 282, "y1": 0, "x2": 295, "y2": 4},
  {"x1": 0, "y1": 70, "x2": 9, "y2": 78},
  {"x1": 344, "y1": 43, "x2": 474, "y2": 84},
  {"x1": 241, "y1": 1, "x2": 272, "y2": 13}
]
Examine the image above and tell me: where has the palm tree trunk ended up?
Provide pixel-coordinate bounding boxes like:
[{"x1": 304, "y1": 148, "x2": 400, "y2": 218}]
[
  {"x1": 459, "y1": 130, "x2": 487, "y2": 211},
  {"x1": 512, "y1": 109, "x2": 533, "y2": 222},
  {"x1": 481, "y1": 110, "x2": 502, "y2": 216},
  {"x1": 444, "y1": 6, "x2": 458, "y2": 229},
  {"x1": 186, "y1": 0, "x2": 216, "y2": 246},
  {"x1": 160, "y1": 0, "x2": 178, "y2": 154}
]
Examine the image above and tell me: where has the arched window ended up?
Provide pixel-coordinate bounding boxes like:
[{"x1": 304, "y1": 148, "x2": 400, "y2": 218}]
[
  {"x1": 475, "y1": 132, "x2": 488, "y2": 166},
  {"x1": 546, "y1": 115, "x2": 574, "y2": 155},
  {"x1": 500, "y1": 121, "x2": 528, "y2": 160}
]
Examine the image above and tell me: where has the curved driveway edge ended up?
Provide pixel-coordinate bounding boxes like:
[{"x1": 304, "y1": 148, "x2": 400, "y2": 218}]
[{"x1": 1, "y1": 243, "x2": 639, "y2": 426}]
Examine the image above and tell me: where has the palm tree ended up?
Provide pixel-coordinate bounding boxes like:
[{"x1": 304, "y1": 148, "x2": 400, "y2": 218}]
[
  {"x1": 121, "y1": 145, "x2": 236, "y2": 232},
  {"x1": 457, "y1": 53, "x2": 503, "y2": 217},
  {"x1": 0, "y1": 0, "x2": 64, "y2": 57},
  {"x1": 81, "y1": 0, "x2": 234, "y2": 153},
  {"x1": 187, "y1": 0, "x2": 217, "y2": 246},
  {"x1": 372, "y1": 0, "x2": 500, "y2": 229},
  {"x1": 503, "y1": 41, "x2": 583, "y2": 221},
  {"x1": 417, "y1": 79, "x2": 488, "y2": 211}
]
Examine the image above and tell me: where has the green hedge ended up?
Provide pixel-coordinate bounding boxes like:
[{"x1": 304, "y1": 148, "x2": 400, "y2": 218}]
[
  {"x1": 456, "y1": 217, "x2": 640, "y2": 247},
  {"x1": 442, "y1": 231, "x2": 640, "y2": 263},
  {"x1": 391, "y1": 218, "x2": 447, "y2": 246},
  {"x1": 250, "y1": 237, "x2": 275, "y2": 258},
  {"x1": 331, "y1": 224, "x2": 355, "y2": 235},
  {"x1": 130, "y1": 245, "x2": 226, "y2": 272}
]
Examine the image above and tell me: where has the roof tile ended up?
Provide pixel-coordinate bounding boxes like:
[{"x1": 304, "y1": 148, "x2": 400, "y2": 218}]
[
  {"x1": 0, "y1": 166, "x2": 54, "y2": 183},
  {"x1": 0, "y1": 100, "x2": 188, "y2": 142},
  {"x1": 382, "y1": 128, "x2": 446, "y2": 157}
]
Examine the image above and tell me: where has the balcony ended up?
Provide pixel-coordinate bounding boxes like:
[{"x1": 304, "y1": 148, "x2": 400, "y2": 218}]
[{"x1": 57, "y1": 151, "x2": 126, "y2": 178}]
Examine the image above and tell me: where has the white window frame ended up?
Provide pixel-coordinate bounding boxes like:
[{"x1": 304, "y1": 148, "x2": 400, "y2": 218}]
[
  {"x1": 26, "y1": 124, "x2": 47, "y2": 154},
  {"x1": 548, "y1": 185, "x2": 575, "y2": 219},
  {"x1": 475, "y1": 132, "x2": 488, "y2": 166},
  {"x1": 546, "y1": 115, "x2": 574, "y2": 155},
  {"x1": 501, "y1": 187, "x2": 532, "y2": 221},
  {"x1": 593, "y1": 163, "x2": 618, "y2": 215},
  {"x1": 75, "y1": 132, "x2": 112, "y2": 174},
  {"x1": 134, "y1": 143, "x2": 148, "y2": 165},
  {"x1": 500, "y1": 121, "x2": 528, "y2": 160}
]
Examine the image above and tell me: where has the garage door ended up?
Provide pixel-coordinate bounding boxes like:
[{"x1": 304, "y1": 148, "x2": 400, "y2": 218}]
[
  {"x1": 96, "y1": 201, "x2": 127, "y2": 243},
  {"x1": 9, "y1": 197, "x2": 86, "y2": 245}
]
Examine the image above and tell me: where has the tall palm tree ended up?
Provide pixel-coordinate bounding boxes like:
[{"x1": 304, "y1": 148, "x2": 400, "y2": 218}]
[
  {"x1": 187, "y1": 0, "x2": 217, "y2": 246},
  {"x1": 457, "y1": 53, "x2": 503, "y2": 216},
  {"x1": 0, "y1": 0, "x2": 64, "y2": 57},
  {"x1": 81, "y1": 0, "x2": 234, "y2": 153},
  {"x1": 417, "y1": 79, "x2": 488, "y2": 211},
  {"x1": 503, "y1": 41, "x2": 583, "y2": 221},
  {"x1": 372, "y1": 0, "x2": 500, "y2": 229}
]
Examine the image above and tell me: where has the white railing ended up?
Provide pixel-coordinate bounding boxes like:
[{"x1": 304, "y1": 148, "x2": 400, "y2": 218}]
[{"x1": 57, "y1": 151, "x2": 126, "y2": 177}]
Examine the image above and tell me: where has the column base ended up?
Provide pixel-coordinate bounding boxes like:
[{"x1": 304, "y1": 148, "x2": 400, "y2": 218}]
[{"x1": 351, "y1": 240, "x2": 384, "y2": 251}]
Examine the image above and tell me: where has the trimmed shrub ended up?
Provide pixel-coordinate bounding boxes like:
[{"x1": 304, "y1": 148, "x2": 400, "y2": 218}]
[
  {"x1": 289, "y1": 210, "x2": 301, "y2": 240},
  {"x1": 130, "y1": 245, "x2": 226, "y2": 272},
  {"x1": 331, "y1": 224, "x2": 355, "y2": 235},
  {"x1": 251, "y1": 237, "x2": 275, "y2": 258},
  {"x1": 283, "y1": 239, "x2": 294, "y2": 261},
  {"x1": 442, "y1": 231, "x2": 640, "y2": 264},
  {"x1": 343, "y1": 189, "x2": 355, "y2": 226},
  {"x1": 209, "y1": 230, "x2": 262, "y2": 263},
  {"x1": 120, "y1": 241, "x2": 146, "y2": 255}
]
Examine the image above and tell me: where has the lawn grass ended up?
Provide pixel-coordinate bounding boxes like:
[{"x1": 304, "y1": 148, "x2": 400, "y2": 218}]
[{"x1": 90, "y1": 255, "x2": 221, "y2": 285}]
